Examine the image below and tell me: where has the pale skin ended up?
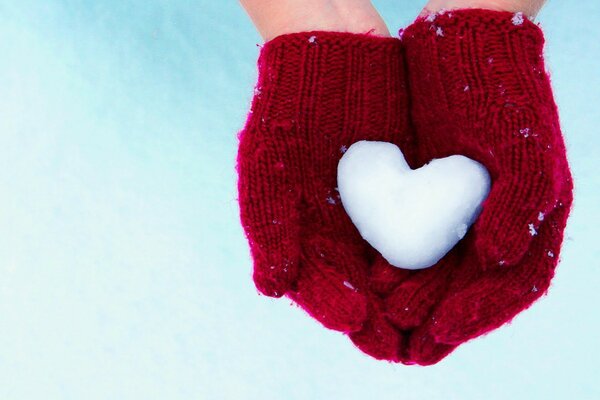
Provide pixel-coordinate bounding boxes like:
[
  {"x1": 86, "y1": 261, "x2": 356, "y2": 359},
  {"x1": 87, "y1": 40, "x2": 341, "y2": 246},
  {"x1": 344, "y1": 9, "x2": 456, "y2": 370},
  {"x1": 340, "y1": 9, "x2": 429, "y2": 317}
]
[{"x1": 239, "y1": 0, "x2": 547, "y2": 42}]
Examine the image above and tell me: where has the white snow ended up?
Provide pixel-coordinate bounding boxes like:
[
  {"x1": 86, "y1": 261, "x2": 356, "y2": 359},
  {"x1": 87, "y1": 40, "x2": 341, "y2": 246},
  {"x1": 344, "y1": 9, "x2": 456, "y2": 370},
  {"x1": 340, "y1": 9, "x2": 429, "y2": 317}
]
[
  {"x1": 456, "y1": 223, "x2": 468, "y2": 239},
  {"x1": 529, "y1": 223, "x2": 538, "y2": 236},
  {"x1": 337, "y1": 141, "x2": 491, "y2": 270},
  {"x1": 512, "y1": 12, "x2": 525, "y2": 26},
  {"x1": 425, "y1": 13, "x2": 437, "y2": 22},
  {"x1": 343, "y1": 281, "x2": 355, "y2": 290},
  {"x1": 520, "y1": 127, "x2": 531, "y2": 137},
  {"x1": 538, "y1": 211, "x2": 546, "y2": 221}
]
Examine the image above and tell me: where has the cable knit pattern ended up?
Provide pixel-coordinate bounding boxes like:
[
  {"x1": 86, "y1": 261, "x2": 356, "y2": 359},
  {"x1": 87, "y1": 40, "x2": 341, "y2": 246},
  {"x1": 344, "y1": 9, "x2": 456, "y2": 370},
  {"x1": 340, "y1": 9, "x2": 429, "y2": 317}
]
[
  {"x1": 237, "y1": 31, "x2": 413, "y2": 333},
  {"x1": 383, "y1": 9, "x2": 573, "y2": 365}
]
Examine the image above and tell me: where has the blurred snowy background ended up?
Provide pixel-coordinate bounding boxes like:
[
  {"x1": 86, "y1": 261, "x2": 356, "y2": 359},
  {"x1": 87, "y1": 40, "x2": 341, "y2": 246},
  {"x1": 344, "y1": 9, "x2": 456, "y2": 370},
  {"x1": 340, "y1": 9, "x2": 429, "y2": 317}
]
[{"x1": 0, "y1": 1, "x2": 598, "y2": 399}]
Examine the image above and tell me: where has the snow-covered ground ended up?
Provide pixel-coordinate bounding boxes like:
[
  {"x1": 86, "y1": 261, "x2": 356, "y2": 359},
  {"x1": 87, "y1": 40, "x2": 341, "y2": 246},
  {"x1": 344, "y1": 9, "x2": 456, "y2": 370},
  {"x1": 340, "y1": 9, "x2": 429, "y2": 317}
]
[{"x1": 0, "y1": 1, "x2": 598, "y2": 399}]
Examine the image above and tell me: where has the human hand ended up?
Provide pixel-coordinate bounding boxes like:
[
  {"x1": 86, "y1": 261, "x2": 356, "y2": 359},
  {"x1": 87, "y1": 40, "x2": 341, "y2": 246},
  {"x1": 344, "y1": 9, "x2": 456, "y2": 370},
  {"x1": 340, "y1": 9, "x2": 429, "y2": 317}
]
[
  {"x1": 422, "y1": 0, "x2": 546, "y2": 17},
  {"x1": 380, "y1": 8, "x2": 573, "y2": 365},
  {"x1": 239, "y1": 0, "x2": 390, "y2": 41},
  {"x1": 236, "y1": 1, "x2": 572, "y2": 365},
  {"x1": 236, "y1": 28, "x2": 415, "y2": 337}
]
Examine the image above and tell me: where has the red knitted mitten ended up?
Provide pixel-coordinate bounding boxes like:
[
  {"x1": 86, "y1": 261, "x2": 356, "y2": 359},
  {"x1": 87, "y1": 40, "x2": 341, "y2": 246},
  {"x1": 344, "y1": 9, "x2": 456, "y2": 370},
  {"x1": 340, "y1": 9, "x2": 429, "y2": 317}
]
[
  {"x1": 237, "y1": 31, "x2": 414, "y2": 333},
  {"x1": 383, "y1": 9, "x2": 573, "y2": 365}
]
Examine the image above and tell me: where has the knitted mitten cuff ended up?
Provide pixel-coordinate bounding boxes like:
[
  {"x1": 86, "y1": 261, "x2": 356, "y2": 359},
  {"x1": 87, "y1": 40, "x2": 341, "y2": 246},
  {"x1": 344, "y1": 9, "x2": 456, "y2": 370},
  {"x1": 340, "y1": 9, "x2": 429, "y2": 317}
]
[{"x1": 248, "y1": 31, "x2": 406, "y2": 146}]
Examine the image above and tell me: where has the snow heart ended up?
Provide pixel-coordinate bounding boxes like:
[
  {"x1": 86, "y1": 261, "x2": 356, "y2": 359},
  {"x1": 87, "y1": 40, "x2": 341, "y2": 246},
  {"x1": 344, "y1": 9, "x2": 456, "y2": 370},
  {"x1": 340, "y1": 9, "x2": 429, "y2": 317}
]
[{"x1": 337, "y1": 141, "x2": 491, "y2": 270}]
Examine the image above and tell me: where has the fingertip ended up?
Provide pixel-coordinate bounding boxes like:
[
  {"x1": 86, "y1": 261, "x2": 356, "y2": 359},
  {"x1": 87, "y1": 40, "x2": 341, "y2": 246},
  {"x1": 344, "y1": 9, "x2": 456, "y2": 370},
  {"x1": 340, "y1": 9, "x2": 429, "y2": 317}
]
[
  {"x1": 349, "y1": 305, "x2": 405, "y2": 362},
  {"x1": 400, "y1": 317, "x2": 458, "y2": 365},
  {"x1": 385, "y1": 286, "x2": 433, "y2": 330},
  {"x1": 383, "y1": 256, "x2": 455, "y2": 330},
  {"x1": 253, "y1": 270, "x2": 293, "y2": 298}
]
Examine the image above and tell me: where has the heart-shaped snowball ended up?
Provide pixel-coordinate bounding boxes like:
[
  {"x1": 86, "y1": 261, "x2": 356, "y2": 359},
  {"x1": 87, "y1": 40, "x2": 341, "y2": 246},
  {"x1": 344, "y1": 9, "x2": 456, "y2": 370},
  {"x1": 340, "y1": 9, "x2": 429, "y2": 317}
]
[{"x1": 337, "y1": 141, "x2": 491, "y2": 270}]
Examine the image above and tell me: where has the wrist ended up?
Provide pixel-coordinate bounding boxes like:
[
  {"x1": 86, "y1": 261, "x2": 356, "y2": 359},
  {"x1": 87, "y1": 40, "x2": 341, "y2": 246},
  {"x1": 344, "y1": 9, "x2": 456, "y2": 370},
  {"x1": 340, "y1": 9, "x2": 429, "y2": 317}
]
[
  {"x1": 240, "y1": 0, "x2": 391, "y2": 42},
  {"x1": 422, "y1": 0, "x2": 546, "y2": 17}
]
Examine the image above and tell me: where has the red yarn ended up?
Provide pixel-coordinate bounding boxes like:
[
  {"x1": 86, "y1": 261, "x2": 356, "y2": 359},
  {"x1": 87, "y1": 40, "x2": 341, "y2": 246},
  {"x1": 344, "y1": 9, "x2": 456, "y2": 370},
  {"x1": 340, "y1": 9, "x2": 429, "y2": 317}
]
[
  {"x1": 237, "y1": 10, "x2": 573, "y2": 366},
  {"x1": 378, "y1": 9, "x2": 573, "y2": 365},
  {"x1": 236, "y1": 31, "x2": 413, "y2": 334}
]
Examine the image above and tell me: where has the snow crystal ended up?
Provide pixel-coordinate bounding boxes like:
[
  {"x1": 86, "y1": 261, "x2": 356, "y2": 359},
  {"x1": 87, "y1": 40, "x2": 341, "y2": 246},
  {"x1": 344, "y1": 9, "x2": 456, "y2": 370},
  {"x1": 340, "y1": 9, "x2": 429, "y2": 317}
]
[
  {"x1": 512, "y1": 12, "x2": 525, "y2": 26},
  {"x1": 337, "y1": 141, "x2": 491, "y2": 270},
  {"x1": 340, "y1": 145, "x2": 348, "y2": 154},
  {"x1": 532, "y1": 285, "x2": 539, "y2": 293},
  {"x1": 271, "y1": 219, "x2": 280, "y2": 225},
  {"x1": 456, "y1": 223, "x2": 468, "y2": 239},
  {"x1": 538, "y1": 212, "x2": 545, "y2": 221},
  {"x1": 425, "y1": 13, "x2": 437, "y2": 22},
  {"x1": 464, "y1": 85, "x2": 470, "y2": 92},
  {"x1": 308, "y1": 35, "x2": 317, "y2": 44},
  {"x1": 547, "y1": 250, "x2": 555, "y2": 258},
  {"x1": 343, "y1": 281, "x2": 355, "y2": 290},
  {"x1": 436, "y1": 27, "x2": 444, "y2": 37},
  {"x1": 326, "y1": 196, "x2": 336, "y2": 205},
  {"x1": 528, "y1": 223, "x2": 538, "y2": 236},
  {"x1": 520, "y1": 128, "x2": 531, "y2": 138},
  {"x1": 487, "y1": 57, "x2": 494, "y2": 65},
  {"x1": 254, "y1": 87, "x2": 262, "y2": 96}
]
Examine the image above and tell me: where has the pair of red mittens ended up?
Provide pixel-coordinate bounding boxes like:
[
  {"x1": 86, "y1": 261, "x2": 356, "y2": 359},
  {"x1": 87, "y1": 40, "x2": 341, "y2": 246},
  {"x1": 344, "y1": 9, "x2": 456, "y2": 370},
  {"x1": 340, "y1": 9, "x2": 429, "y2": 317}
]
[{"x1": 236, "y1": 9, "x2": 572, "y2": 365}]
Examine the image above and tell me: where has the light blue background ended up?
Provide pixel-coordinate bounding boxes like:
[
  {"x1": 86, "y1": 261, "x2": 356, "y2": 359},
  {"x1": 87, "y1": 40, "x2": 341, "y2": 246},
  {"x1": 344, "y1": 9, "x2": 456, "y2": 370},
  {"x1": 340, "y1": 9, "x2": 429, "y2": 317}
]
[{"x1": 0, "y1": 1, "x2": 598, "y2": 399}]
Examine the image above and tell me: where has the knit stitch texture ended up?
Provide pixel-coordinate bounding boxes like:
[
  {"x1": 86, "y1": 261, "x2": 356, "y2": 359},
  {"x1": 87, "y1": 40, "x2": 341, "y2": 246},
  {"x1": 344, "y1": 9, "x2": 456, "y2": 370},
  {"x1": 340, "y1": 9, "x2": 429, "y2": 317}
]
[
  {"x1": 237, "y1": 31, "x2": 413, "y2": 333},
  {"x1": 236, "y1": 10, "x2": 573, "y2": 365},
  {"x1": 379, "y1": 9, "x2": 573, "y2": 365}
]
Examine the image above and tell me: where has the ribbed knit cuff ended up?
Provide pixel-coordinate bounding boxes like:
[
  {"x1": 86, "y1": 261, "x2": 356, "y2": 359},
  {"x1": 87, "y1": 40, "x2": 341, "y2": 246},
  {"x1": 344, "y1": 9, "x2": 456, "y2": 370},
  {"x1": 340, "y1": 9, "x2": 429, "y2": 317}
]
[
  {"x1": 403, "y1": 9, "x2": 550, "y2": 128},
  {"x1": 248, "y1": 31, "x2": 405, "y2": 137}
]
